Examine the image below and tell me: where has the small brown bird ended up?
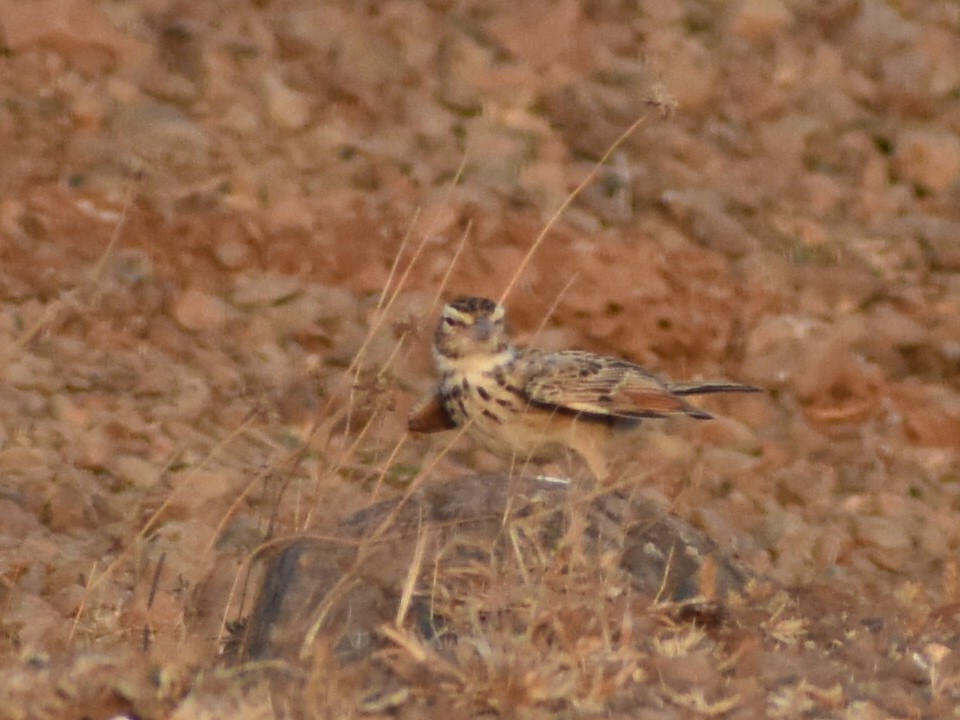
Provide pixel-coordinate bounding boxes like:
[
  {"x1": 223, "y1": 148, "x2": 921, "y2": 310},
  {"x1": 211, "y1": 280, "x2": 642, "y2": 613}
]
[{"x1": 408, "y1": 296, "x2": 760, "y2": 481}]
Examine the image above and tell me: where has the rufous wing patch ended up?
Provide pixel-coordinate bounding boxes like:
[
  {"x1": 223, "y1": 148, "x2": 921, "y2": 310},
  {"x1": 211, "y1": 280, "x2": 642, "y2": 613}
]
[{"x1": 616, "y1": 385, "x2": 691, "y2": 416}]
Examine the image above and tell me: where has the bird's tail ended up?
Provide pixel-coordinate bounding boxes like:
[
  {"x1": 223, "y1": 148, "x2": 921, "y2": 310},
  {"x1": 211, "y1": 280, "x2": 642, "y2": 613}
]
[{"x1": 669, "y1": 381, "x2": 762, "y2": 397}]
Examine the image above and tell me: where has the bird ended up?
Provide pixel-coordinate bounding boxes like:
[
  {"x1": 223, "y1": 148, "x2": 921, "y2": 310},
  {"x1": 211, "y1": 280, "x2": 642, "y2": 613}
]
[{"x1": 408, "y1": 296, "x2": 760, "y2": 482}]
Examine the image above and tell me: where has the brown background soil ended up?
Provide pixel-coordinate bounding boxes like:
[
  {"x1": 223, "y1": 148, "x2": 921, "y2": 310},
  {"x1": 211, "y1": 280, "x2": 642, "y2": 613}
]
[{"x1": 0, "y1": 0, "x2": 958, "y2": 717}]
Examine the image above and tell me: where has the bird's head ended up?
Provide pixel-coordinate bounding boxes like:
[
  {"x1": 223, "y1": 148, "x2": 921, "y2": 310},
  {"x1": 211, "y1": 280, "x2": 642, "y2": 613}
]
[{"x1": 433, "y1": 296, "x2": 511, "y2": 365}]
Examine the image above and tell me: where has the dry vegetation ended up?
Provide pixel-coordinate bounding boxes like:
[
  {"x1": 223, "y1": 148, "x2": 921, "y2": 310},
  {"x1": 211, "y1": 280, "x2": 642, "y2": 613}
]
[{"x1": 1, "y1": 0, "x2": 959, "y2": 718}]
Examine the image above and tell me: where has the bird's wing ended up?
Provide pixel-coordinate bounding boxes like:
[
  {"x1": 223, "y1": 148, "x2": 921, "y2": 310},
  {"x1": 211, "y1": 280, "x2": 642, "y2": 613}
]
[{"x1": 519, "y1": 350, "x2": 711, "y2": 419}]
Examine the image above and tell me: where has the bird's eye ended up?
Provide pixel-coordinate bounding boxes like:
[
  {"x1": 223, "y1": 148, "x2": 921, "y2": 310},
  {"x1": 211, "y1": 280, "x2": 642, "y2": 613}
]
[{"x1": 442, "y1": 316, "x2": 458, "y2": 327}]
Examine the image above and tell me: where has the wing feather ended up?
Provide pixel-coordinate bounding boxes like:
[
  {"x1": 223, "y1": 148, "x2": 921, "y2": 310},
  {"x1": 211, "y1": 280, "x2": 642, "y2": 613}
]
[{"x1": 519, "y1": 350, "x2": 707, "y2": 419}]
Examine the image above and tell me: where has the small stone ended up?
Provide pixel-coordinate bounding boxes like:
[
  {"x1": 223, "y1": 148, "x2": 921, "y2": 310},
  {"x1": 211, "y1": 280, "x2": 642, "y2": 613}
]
[
  {"x1": 486, "y1": 0, "x2": 580, "y2": 68},
  {"x1": 795, "y1": 335, "x2": 882, "y2": 426},
  {"x1": 263, "y1": 294, "x2": 325, "y2": 336},
  {"x1": 691, "y1": 416, "x2": 763, "y2": 456},
  {"x1": 261, "y1": 72, "x2": 312, "y2": 131},
  {"x1": 113, "y1": 455, "x2": 160, "y2": 489},
  {"x1": 70, "y1": 87, "x2": 108, "y2": 130},
  {"x1": 171, "y1": 371, "x2": 213, "y2": 420},
  {"x1": 168, "y1": 470, "x2": 231, "y2": 510},
  {"x1": 741, "y1": 314, "x2": 821, "y2": 388},
  {"x1": 890, "y1": 382, "x2": 960, "y2": 448},
  {"x1": 232, "y1": 274, "x2": 303, "y2": 307},
  {"x1": 853, "y1": 515, "x2": 910, "y2": 551},
  {"x1": 2, "y1": 593, "x2": 62, "y2": 649},
  {"x1": 111, "y1": 100, "x2": 212, "y2": 170},
  {"x1": 109, "y1": 249, "x2": 153, "y2": 286},
  {"x1": 852, "y1": 0, "x2": 917, "y2": 53},
  {"x1": 172, "y1": 287, "x2": 230, "y2": 332},
  {"x1": 729, "y1": 0, "x2": 793, "y2": 41},
  {"x1": 0, "y1": 447, "x2": 48, "y2": 473},
  {"x1": 659, "y1": 188, "x2": 760, "y2": 258},
  {"x1": 924, "y1": 233, "x2": 960, "y2": 272},
  {"x1": 865, "y1": 304, "x2": 928, "y2": 348},
  {"x1": 658, "y1": 37, "x2": 719, "y2": 111},
  {"x1": 0, "y1": 0, "x2": 147, "y2": 69},
  {"x1": 213, "y1": 237, "x2": 251, "y2": 270},
  {"x1": 0, "y1": 499, "x2": 44, "y2": 538},
  {"x1": 265, "y1": 196, "x2": 315, "y2": 234},
  {"x1": 893, "y1": 127, "x2": 960, "y2": 193},
  {"x1": 919, "y1": 27, "x2": 960, "y2": 98}
]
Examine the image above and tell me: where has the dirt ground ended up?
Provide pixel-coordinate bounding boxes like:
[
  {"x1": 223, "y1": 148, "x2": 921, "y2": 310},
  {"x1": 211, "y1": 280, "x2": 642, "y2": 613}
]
[{"x1": 1, "y1": 0, "x2": 959, "y2": 718}]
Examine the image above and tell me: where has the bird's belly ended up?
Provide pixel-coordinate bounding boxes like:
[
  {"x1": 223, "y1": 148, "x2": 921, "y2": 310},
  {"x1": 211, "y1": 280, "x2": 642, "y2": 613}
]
[
  {"x1": 440, "y1": 370, "x2": 569, "y2": 461},
  {"x1": 463, "y1": 411, "x2": 569, "y2": 462}
]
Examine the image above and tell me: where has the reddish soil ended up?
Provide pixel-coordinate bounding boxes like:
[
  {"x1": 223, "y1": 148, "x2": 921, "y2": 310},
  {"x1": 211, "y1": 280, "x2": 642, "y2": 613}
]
[{"x1": 0, "y1": 0, "x2": 958, "y2": 718}]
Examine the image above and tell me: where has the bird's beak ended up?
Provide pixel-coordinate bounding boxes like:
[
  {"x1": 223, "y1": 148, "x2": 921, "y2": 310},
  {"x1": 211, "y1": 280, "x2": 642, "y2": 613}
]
[{"x1": 474, "y1": 317, "x2": 492, "y2": 341}]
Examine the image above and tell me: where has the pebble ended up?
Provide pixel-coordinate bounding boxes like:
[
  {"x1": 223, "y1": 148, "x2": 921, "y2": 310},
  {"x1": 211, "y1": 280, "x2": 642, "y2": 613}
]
[
  {"x1": 853, "y1": 515, "x2": 910, "y2": 551},
  {"x1": 894, "y1": 127, "x2": 960, "y2": 193},
  {"x1": 172, "y1": 287, "x2": 230, "y2": 332},
  {"x1": 729, "y1": 0, "x2": 794, "y2": 41},
  {"x1": 213, "y1": 236, "x2": 251, "y2": 270},
  {"x1": 864, "y1": 304, "x2": 928, "y2": 349},
  {"x1": 261, "y1": 72, "x2": 312, "y2": 131},
  {"x1": 741, "y1": 314, "x2": 821, "y2": 388},
  {"x1": 112, "y1": 454, "x2": 160, "y2": 489},
  {"x1": 232, "y1": 274, "x2": 303, "y2": 307},
  {"x1": 890, "y1": 382, "x2": 960, "y2": 448}
]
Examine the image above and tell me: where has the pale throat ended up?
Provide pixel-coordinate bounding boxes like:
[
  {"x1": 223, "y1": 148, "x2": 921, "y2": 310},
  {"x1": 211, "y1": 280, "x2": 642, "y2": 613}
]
[{"x1": 435, "y1": 346, "x2": 517, "y2": 379}]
